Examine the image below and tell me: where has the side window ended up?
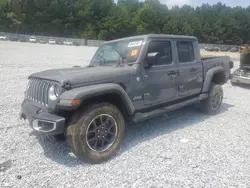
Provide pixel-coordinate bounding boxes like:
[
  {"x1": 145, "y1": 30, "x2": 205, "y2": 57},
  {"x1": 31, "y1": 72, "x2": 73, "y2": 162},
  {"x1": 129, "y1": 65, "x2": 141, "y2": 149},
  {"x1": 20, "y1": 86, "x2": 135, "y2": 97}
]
[
  {"x1": 147, "y1": 41, "x2": 172, "y2": 65},
  {"x1": 177, "y1": 41, "x2": 195, "y2": 63}
]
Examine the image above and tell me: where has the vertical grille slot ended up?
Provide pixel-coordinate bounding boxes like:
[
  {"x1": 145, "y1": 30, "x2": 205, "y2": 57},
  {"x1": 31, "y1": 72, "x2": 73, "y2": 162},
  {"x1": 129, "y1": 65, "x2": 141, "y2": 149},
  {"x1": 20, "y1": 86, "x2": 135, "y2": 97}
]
[
  {"x1": 31, "y1": 79, "x2": 35, "y2": 100},
  {"x1": 45, "y1": 82, "x2": 50, "y2": 106},
  {"x1": 28, "y1": 79, "x2": 33, "y2": 99},
  {"x1": 25, "y1": 78, "x2": 52, "y2": 106},
  {"x1": 32, "y1": 79, "x2": 37, "y2": 100},
  {"x1": 37, "y1": 81, "x2": 41, "y2": 104},
  {"x1": 41, "y1": 81, "x2": 45, "y2": 105},
  {"x1": 34, "y1": 79, "x2": 38, "y2": 102}
]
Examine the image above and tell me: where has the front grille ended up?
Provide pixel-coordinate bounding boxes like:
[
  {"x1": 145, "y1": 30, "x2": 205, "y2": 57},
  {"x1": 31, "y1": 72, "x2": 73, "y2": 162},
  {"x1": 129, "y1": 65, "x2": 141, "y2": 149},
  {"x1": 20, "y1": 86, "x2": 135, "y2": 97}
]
[{"x1": 25, "y1": 78, "x2": 52, "y2": 106}]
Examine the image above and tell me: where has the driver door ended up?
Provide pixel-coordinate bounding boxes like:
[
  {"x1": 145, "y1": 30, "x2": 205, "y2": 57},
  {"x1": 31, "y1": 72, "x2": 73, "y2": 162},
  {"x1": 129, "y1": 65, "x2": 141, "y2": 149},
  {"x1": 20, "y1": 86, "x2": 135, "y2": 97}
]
[{"x1": 142, "y1": 40, "x2": 179, "y2": 106}]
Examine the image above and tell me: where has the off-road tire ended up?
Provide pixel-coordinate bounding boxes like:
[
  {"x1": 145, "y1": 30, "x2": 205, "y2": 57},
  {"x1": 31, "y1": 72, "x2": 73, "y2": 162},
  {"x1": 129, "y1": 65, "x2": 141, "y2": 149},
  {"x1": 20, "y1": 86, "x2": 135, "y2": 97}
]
[
  {"x1": 200, "y1": 83, "x2": 223, "y2": 115},
  {"x1": 66, "y1": 103, "x2": 125, "y2": 164}
]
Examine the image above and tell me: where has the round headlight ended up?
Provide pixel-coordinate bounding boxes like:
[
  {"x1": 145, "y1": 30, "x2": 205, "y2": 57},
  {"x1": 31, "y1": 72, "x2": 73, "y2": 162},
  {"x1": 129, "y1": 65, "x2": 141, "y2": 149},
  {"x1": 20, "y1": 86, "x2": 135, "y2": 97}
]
[
  {"x1": 54, "y1": 85, "x2": 60, "y2": 97},
  {"x1": 49, "y1": 85, "x2": 60, "y2": 101}
]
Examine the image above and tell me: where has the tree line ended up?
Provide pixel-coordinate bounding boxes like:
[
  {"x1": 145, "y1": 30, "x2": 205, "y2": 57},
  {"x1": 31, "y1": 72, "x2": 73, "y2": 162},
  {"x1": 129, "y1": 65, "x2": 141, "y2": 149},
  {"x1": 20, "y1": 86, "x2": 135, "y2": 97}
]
[{"x1": 0, "y1": 0, "x2": 250, "y2": 44}]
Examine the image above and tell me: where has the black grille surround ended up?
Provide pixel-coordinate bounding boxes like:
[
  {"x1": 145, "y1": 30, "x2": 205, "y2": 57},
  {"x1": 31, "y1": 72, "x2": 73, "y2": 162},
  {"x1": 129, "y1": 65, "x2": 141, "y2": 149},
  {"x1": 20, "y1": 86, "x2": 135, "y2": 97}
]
[{"x1": 25, "y1": 78, "x2": 53, "y2": 107}]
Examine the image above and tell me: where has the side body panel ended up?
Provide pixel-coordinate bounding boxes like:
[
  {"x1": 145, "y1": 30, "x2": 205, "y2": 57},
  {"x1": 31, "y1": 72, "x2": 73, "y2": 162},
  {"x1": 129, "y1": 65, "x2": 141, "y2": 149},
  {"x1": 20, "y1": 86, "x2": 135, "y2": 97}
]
[
  {"x1": 201, "y1": 56, "x2": 231, "y2": 92},
  {"x1": 174, "y1": 39, "x2": 203, "y2": 97},
  {"x1": 202, "y1": 56, "x2": 231, "y2": 80}
]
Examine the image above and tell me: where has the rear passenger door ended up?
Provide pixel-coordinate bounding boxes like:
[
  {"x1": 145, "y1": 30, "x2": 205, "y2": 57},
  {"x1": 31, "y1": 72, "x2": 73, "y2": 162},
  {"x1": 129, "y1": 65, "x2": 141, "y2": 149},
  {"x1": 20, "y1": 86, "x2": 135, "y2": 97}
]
[{"x1": 176, "y1": 40, "x2": 203, "y2": 97}]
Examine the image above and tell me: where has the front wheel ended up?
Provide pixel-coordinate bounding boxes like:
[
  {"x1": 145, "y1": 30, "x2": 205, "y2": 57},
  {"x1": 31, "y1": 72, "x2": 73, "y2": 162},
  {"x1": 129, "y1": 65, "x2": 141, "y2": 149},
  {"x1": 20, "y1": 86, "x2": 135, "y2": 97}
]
[
  {"x1": 200, "y1": 84, "x2": 223, "y2": 115},
  {"x1": 66, "y1": 103, "x2": 125, "y2": 164}
]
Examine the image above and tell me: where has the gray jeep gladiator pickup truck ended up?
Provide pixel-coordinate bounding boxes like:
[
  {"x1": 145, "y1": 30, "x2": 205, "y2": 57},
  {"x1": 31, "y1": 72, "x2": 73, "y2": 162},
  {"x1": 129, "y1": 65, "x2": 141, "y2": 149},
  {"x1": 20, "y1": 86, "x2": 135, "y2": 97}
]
[{"x1": 20, "y1": 34, "x2": 234, "y2": 164}]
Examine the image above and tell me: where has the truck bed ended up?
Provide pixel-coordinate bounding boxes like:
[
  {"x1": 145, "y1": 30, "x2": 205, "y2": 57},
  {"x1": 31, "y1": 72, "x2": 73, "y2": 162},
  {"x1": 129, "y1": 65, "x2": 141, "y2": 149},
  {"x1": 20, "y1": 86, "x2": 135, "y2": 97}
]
[
  {"x1": 201, "y1": 56, "x2": 232, "y2": 81},
  {"x1": 201, "y1": 55, "x2": 228, "y2": 61}
]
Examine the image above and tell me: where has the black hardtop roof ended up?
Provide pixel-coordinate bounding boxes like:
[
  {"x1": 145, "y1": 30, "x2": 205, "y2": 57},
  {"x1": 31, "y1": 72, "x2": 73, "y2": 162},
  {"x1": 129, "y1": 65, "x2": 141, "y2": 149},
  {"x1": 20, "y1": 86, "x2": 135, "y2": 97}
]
[
  {"x1": 146, "y1": 34, "x2": 197, "y2": 40},
  {"x1": 103, "y1": 34, "x2": 197, "y2": 44}
]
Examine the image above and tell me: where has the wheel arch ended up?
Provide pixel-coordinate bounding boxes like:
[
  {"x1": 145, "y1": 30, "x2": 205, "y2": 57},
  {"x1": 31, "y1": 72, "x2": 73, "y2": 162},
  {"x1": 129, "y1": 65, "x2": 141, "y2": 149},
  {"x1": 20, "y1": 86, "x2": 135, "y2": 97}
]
[
  {"x1": 58, "y1": 83, "x2": 135, "y2": 117},
  {"x1": 202, "y1": 66, "x2": 226, "y2": 93}
]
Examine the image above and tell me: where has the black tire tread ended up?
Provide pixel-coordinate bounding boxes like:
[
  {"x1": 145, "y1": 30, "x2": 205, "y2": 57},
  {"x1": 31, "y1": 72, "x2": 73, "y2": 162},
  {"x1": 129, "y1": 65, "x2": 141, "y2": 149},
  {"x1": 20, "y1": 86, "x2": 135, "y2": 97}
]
[
  {"x1": 66, "y1": 102, "x2": 125, "y2": 164},
  {"x1": 200, "y1": 83, "x2": 223, "y2": 115}
]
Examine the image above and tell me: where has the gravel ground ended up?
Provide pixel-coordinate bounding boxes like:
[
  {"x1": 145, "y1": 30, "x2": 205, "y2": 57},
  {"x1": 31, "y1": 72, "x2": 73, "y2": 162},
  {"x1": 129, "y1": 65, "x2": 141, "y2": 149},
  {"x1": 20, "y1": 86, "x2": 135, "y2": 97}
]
[{"x1": 0, "y1": 41, "x2": 250, "y2": 188}]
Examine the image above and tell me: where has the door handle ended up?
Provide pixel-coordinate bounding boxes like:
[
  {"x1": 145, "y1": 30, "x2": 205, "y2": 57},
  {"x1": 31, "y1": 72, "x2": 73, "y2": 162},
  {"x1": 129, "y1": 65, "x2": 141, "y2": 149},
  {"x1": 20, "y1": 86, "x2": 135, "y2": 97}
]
[{"x1": 189, "y1": 68, "x2": 197, "y2": 72}]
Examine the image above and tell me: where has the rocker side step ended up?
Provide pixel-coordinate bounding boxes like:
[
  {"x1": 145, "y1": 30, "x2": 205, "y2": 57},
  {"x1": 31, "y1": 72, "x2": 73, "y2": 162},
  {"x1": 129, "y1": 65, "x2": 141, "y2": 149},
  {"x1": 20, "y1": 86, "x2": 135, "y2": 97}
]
[{"x1": 129, "y1": 94, "x2": 208, "y2": 123}]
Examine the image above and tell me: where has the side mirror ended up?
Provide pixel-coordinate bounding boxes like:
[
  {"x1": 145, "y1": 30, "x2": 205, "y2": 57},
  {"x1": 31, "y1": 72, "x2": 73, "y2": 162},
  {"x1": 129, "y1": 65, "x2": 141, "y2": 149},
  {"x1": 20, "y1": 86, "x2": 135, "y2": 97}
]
[{"x1": 146, "y1": 52, "x2": 159, "y2": 67}]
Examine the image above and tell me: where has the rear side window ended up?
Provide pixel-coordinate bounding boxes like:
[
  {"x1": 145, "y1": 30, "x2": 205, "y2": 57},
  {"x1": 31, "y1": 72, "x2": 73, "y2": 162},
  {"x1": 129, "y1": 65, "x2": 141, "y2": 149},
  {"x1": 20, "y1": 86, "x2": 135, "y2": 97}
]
[
  {"x1": 177, "y1": 41, "x2": 195, "y2": 63},
  {"x1": 147, "y1": 41, "x2": 172, "y2": 65}
]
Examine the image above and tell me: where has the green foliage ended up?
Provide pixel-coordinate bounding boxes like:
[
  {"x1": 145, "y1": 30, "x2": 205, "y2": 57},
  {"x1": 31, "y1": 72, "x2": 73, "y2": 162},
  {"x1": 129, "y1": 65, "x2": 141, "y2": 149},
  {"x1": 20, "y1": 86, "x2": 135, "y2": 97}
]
[
  {"x1": 0, "y1": 0, "x2": 250, "y2": 44},
  {"x1": 135, "y1": 0, "x2": 169, "y2": 34}
]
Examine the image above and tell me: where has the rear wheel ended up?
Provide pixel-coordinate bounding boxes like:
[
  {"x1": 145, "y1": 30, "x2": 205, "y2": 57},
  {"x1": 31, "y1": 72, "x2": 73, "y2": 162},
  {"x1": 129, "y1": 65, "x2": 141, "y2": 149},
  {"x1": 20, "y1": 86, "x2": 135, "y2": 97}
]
[
  {"x1": 200, "y1": 84, "x2": 223, "y2": 115},
  {"x1": 66, "y1": 103, "x2": 125, "y2": 164}
]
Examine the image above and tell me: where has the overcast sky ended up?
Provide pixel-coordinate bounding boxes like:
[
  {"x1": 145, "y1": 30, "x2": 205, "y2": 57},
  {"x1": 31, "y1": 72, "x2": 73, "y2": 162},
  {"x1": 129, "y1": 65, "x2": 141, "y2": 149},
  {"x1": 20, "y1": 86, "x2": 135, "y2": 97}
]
[{"x1": 160, "y1": 0, "x2": 249, "y2": 8}]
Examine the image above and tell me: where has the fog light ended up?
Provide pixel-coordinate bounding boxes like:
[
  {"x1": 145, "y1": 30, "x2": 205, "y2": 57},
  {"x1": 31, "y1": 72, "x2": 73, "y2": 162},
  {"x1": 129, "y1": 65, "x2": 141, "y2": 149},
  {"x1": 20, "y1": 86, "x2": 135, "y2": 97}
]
[{"x1": 32, "y1": 120, "x2": 56, "y2": 132}]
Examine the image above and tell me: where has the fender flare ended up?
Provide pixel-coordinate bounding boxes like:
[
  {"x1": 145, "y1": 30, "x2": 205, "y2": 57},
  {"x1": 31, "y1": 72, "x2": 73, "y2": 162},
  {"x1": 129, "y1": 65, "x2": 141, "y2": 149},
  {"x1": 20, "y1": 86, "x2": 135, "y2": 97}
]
[
  {"x1": 58, "y1": 83, "x2": 135, "y2": 115},
  {"x1": 202, "y1": 66, "x2": 225, "y2": 93}
]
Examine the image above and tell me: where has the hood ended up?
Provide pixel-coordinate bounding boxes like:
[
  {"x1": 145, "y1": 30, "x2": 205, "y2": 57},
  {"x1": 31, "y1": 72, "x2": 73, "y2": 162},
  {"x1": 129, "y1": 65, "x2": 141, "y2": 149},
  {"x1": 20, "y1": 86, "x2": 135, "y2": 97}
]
[{"x1": 28, "y1": 64, "x2": 137, "y2": 86}]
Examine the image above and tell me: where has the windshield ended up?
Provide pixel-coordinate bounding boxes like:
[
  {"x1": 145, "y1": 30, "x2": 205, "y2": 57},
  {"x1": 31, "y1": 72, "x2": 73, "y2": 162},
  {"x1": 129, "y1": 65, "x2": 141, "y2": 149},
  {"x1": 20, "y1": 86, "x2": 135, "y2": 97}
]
[{"x1": 90, "y1": 38, "x2": 144, "y2": 66}]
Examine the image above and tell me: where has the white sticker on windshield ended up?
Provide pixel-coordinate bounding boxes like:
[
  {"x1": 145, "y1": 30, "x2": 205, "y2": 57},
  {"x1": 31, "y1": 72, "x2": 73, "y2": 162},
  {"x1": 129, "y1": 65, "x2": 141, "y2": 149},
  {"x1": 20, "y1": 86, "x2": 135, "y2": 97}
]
[{"x1": 128, "y1": 41, "x2": 143, "y2": 48}]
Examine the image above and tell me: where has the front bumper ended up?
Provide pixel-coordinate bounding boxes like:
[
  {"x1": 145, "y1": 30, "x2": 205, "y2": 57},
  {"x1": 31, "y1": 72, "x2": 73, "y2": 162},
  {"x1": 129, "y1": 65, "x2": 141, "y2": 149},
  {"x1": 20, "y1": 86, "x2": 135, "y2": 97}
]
[{"x1": 20, "y1": 100, "x2": 65, "y2": 135}]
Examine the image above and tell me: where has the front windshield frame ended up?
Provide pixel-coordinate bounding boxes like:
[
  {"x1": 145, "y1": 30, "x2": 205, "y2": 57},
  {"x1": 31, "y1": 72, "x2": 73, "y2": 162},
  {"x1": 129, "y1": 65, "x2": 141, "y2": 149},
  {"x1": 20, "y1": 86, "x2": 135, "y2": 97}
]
[{"x1": 90, "y1": 37, "x2": 145, "y2": 66}]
